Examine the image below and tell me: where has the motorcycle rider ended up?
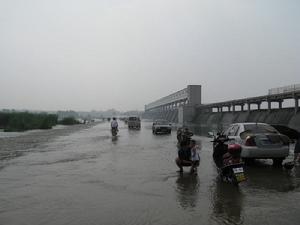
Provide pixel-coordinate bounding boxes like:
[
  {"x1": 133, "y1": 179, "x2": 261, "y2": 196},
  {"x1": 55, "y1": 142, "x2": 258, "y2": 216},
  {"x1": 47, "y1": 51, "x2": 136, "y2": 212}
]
[
  {"x1": 212, "y1": 133, "x2": 228, "y2": 168},
  {"x1": 175, "y1": 140, "x2": 192, "y2": 173},
  {"x1": 177, "y1": 127, "x2": 193, "y2": 146},
  {"x1": 111, "y1": 117, "x2": 118, "y2": 134}
]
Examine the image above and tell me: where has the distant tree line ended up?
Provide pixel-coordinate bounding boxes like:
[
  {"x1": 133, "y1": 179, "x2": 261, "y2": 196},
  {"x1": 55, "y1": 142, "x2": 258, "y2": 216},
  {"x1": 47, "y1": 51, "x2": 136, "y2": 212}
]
[
  {"x1": 59, "y1": 117, "x2": 80, "y2": 125},
  {"x1": 0, "y1": 112, "x2": 58, "y2": 132},
  {"x1": 0, "y1": 112, "x2": 82, "y2": 132}
]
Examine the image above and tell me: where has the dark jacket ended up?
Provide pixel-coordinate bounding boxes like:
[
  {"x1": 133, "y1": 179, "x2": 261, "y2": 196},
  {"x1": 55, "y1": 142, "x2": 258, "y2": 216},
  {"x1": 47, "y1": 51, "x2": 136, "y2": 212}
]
[{"x1": 178, "y1": 147, "x2": 191, "y2": 161}]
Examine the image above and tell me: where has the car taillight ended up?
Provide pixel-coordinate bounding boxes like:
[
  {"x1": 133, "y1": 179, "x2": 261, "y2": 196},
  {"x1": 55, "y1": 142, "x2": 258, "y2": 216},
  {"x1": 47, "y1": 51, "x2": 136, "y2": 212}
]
[{"x1": 245, "y1": 136, "x2": 256, "y2": 146}]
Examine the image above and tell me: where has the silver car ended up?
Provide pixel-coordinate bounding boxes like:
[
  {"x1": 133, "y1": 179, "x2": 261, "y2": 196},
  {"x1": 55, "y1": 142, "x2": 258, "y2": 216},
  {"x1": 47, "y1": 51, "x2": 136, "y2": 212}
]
[
  {"x1": 222, "y1": 122, "x2": 290, "y2": 165},
  {"x1": 152, "y1": 120, "x2": 172, "y2": 134}
]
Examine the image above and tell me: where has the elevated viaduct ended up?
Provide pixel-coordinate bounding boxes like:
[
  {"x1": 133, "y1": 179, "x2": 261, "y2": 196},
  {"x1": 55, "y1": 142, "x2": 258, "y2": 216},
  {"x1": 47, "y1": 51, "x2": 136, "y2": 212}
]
[
  {"x1": 144, "y1": 84, "x2": 300, "y2": 133},
  {"x1": 144, "y1": 85, "x2": 201, "y2": 123}
]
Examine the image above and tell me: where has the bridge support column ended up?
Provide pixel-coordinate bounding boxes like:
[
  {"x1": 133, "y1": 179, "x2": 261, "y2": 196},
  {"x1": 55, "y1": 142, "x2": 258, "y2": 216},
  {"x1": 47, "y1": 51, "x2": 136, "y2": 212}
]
[
  {"x1": 232, "y1": 105, "x2": 235, "y2": 112},
  {"x1": 241, "y1": 104, "x2": 244, "y2": 112},
  {"x1": 247, "y1": 102, "x2": 251, "y2": 112},
  {"x1": 268, "y1": 101, "x2": 272, "y2": 111},
  {"x1": 178, "y1": 105, "x2": 196, "y2": 126},
  {"x1": 257, "y1": 102, "x2": 261, "y2": 110},
  {"x1": 295, "y1": 97, "x2": 299, "y2": 114},
  {"x1": 278, "y1": 100, "x2": 283, "y2": 109}
]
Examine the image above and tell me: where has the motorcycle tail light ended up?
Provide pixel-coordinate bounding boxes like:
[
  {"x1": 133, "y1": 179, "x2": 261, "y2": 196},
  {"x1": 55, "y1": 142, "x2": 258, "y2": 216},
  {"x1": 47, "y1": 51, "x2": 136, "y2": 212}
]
[{"x1": 245, "y1": 136, "x2": 256, "y2": 146}]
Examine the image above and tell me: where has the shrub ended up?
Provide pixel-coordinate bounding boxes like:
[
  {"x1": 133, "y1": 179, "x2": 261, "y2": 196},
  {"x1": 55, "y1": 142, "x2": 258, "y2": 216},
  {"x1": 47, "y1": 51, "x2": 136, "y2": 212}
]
[
  {"x1": 0, "y1": 112, "x2": 58, "y2": 132},
  {"x1": 59, "y1": 117, "x2": 80, "y2": 125}
]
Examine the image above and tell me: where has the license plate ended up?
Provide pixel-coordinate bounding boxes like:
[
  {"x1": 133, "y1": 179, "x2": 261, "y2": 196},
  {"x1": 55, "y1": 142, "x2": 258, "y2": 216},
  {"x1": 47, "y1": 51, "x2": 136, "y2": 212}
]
[
  {"x1": 233, "y1": 167, "x2": 246, "y2": 182},
  {"x1": 233, "y1": 167, "x2": 244, "y2": 173},
  {"x1": 235, "y1": 173, "x2": 246, "y2": 182}
]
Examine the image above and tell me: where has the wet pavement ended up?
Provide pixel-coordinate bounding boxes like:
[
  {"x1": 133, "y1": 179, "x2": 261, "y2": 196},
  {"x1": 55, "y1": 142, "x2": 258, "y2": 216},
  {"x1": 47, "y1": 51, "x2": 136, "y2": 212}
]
[{"x1": 0, "y1": 121, "x2": 300, "y2": 225}]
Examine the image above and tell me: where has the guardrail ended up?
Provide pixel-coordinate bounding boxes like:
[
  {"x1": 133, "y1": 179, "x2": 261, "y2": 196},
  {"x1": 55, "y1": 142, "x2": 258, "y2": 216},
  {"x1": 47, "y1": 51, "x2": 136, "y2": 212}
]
[{"x1": 268, "y1": 84, "x2": 300, "y2": 95}]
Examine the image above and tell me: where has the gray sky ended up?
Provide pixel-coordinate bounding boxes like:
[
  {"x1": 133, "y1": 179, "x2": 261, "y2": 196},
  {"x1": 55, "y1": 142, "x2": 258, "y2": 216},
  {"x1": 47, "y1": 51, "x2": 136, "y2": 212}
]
[{"x1": 0, "y1": 0, "x2": 299, "y2": 111}]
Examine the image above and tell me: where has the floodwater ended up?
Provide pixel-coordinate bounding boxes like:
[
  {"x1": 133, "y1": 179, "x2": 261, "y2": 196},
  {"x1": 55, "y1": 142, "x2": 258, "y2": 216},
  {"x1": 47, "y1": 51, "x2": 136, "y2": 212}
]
[{"x1": 0, "y1": 121, "x2": 300, "y2": 225}]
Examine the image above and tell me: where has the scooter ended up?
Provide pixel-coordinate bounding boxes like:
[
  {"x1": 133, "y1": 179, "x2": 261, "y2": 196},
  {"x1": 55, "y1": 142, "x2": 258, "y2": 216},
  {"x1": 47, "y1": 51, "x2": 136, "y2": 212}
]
[
  {"x1": 211, "y1": 133, "x2": 246, "y2": 185},
  {"x1": 111, "y1": 127, "x2": 118, "y2": 137}
]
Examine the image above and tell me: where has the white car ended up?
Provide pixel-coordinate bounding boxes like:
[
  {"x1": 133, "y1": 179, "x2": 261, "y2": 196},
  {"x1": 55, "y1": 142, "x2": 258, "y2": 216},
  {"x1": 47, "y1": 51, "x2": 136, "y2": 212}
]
[
  {"x1": 222, "y1": 122, "x2": 290, "y2": 165},
  {"x1": 152, "y1": 120, "x2": 172, "y2": 134}
]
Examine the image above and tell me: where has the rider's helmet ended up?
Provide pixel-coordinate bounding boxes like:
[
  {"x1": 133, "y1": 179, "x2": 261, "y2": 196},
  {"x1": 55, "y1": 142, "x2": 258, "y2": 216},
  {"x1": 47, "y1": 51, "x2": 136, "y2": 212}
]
[
  {"x1": 113, "y1": 117, "x2": 116, "y2": 120},
  {"x1": 227, "y1": 144, "x2": 242, "y2": 158}
]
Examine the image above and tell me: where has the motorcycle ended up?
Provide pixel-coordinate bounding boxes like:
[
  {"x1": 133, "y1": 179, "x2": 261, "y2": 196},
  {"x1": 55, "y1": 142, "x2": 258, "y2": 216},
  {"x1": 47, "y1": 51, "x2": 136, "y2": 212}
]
[
  {"x1": 211, "y1": 133, "x2": 246, "y2": 185},
  {"x1": 111, "y1": 127, "x2": 118, "y2": 137}
]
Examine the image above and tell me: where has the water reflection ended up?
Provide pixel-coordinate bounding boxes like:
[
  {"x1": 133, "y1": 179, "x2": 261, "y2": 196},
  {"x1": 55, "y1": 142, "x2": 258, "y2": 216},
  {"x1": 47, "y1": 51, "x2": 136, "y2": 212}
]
[
  {"x1": 211, "y1": 179, "x2": 244, "y2": 225},
  {"x1": 246, "y1": 164, "x2": 300, "y2": 192},
  {"x1": 175, "y1": 174, "x2": 200, "y2": 210},
  {"x1": 111, "y1": 136, "x2": 118, "y2": 143}
]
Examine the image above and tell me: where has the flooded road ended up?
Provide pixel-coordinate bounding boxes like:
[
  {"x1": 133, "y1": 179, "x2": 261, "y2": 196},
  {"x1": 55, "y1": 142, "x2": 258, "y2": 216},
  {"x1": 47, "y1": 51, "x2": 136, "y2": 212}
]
[{"x1": 0, "y1": 121, "x2": 300, "y2": 225}]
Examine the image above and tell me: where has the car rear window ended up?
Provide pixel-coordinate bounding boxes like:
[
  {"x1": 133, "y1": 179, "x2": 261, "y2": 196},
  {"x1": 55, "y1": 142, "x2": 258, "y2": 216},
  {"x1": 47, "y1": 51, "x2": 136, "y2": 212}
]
[
  {"x1": 244, "y1": 124, "x2": 278, "y2": 134},
  {"x1": 156, "y1": 120, "x2": 168, "y2": 125}
]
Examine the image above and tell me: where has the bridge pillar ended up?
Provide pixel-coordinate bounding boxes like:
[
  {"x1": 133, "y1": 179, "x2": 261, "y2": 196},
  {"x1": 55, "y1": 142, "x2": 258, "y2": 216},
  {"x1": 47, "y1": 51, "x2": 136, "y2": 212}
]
[
  {"x1": 295, "y1": 97, "x2": 299, "y2": 114},
  {"x1": 232, "y1": 104, "x2": 235, "y2": 112},
  {"x1": 278, "y1": 100, "x2": 283, "y2": 109},
  {"x1": 187, "y1": 85, "x2": 202, "y2": 105},
  {"x1": 257, "y1": 102, "x2": 261, "y2": 110},
  {"x1": 247, "y1": 102, "x2": 251, "y2": 112},
  {"x1": 268, "y1": 101, "x2": 272, "y2": 111},
  {"x1": 178, "y1": 105, "x2": 196, "y2": 126},
  {"x1": 241, "y1": 104, "x2": 244, "y2": 112}
]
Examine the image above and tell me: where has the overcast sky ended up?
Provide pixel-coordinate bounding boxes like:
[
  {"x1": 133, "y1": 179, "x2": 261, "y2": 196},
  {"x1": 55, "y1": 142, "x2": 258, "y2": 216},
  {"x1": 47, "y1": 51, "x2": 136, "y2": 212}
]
[{"x1": 0, "y1": 0, "x2": 299, "y2": 111}]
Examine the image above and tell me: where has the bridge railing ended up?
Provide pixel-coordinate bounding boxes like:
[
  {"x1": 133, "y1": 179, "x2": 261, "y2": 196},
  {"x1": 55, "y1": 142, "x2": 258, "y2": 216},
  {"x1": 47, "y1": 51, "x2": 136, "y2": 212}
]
[{"x1": 268, "y1": 84, "x2": 300, "y2": 95}]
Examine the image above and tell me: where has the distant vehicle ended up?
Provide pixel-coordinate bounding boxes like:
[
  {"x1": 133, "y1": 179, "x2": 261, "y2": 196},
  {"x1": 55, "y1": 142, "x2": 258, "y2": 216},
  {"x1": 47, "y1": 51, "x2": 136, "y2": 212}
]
[
  {"x1": 128, "y1": 117, "x2": 141, "y2": 129},
  {"x1": 152, "y1": 119, "x2": 172, "y2": 134},
  {"x1": 221, "y1": 122, "x2": 290, "y2": 166}
]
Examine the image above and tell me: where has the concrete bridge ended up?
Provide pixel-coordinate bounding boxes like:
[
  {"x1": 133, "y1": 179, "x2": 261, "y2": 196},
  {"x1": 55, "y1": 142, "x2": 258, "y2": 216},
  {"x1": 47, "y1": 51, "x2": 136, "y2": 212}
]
[
  {"x1": 198, "y1": 85, "x2": 300, "y2": 115},
  {"x1": 144, "y1": 84, "x2": 300, "y2": 131},
  {"x1": 144, "y1": 85, "x2": 201, "y2": 123}
]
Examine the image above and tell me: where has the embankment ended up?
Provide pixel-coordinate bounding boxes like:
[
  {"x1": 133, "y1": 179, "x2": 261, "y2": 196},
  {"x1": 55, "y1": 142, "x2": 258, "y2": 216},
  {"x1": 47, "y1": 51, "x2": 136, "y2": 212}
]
[{"x1": 189, "y1": 108, "x2": 300, "y2": 135}]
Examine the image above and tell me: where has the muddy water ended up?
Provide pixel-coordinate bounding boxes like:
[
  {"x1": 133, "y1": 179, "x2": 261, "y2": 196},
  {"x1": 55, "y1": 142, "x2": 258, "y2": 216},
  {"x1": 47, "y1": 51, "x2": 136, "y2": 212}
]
[{"x1": 0, "y1": 122, "x2": 300, "y2": 225}]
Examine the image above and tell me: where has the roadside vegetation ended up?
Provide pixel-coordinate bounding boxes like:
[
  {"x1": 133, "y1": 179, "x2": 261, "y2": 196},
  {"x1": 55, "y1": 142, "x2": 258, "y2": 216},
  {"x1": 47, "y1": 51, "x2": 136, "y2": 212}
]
[
  {"x1": 0, "y1": 112, "x2": 58, "y2": 132},
  {"x1": 58, "y1": 117, "x2": 80, "y2": 125}
]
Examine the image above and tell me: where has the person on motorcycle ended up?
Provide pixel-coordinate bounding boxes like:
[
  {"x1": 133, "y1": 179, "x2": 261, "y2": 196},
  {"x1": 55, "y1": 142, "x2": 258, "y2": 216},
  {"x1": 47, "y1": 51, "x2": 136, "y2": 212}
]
[
  {"x1": 177, "y1": 127, "x2": 193, "y2": 146},
  {"x1": 212, "y1": 134, "x2": 228, "y2": 168},
  {"x1": 111, "y1": 117, "x2": 118, "y2": 133},
  {"x1": 175, "y1": 140, "x2": 192, "y2": 173},
  {"x1": 177, "y1": 128, "x2": 183, "y2": 143}
]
